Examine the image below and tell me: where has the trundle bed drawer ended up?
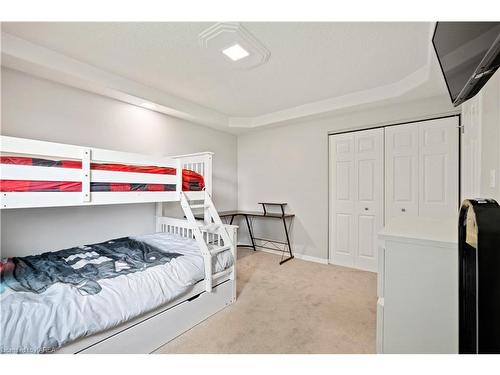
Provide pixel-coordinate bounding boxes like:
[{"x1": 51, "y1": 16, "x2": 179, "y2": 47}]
[{"x1": 79, "y1": 280, "x2": 234, "y2": 354}]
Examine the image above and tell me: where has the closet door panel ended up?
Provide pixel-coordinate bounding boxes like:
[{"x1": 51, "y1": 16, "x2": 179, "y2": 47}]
[
  {"x1": 418, "y1": 117, "x2": 459, "y2": 218},
  {"x1": 354, "y1": 128, "x2": 384, "y2": 272},
  {"x1": 329, "y1": 133, "x2": 356, "y2": 267},
  {"x1": 385, "y1": 124, "x2": 419, "y2": 221},
  {"x1": 358, "y1": 215, "x2": 376, "y2": 258}
]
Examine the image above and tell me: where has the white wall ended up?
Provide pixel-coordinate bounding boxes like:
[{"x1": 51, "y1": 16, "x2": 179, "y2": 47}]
[
  {"x1": 0, "y1": 66, "x2": 465, "y2": 263},
  {"x1": 460, "y1": 69, "x2": 500, "y2": 203},
  {"x1": 0, "y1": 68, "x2": 238, "y2": 257},
  {"x1": 478, "y1": 70, "x2": 500, "y2": 201},
  {"x1": 237, "y1": 95, "x2": 457, "y2": 261}
]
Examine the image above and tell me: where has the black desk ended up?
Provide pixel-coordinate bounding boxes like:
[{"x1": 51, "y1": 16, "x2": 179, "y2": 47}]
[{"x1": 197, "y1": 203, "x2": 294, "y2": 264}]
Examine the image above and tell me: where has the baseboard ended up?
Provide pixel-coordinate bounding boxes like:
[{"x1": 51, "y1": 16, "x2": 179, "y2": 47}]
[
  {"x1": 294, "y1": 253, "x2": 329, "y2": 265},
  {"x1": 255, "y1": 247, "x2": 328, "y2": 265},
  {"x1": 328, "y1": 258, "x2": 378, "y2": 273}
]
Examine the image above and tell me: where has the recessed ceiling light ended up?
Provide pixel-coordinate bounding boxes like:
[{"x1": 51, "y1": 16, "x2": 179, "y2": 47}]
[
  {"x1": 222, "y1": 44, "x2": 250, "y2": 61},
  {"x1": 141, "y1": 102, "x2": 157, "y2": 110}
]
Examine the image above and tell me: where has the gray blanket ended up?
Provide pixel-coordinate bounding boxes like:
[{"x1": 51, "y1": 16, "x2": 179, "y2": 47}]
[{"x1": 2, "y1": 237, "x2": 182, "y2": 295}]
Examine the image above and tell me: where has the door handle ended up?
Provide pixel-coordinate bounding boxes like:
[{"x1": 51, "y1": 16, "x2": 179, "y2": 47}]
[
  {"x1": 401, "y1": 208, "x2": 406, "y2": 212},
  {"x1": 364, "y1": 207, "x2": 369, "y2": 211}
]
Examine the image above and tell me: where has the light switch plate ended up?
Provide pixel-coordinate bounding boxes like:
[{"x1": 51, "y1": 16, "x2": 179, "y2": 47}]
[{"x1": 490, "y1": 169, "x2": 496, "y2": 188}]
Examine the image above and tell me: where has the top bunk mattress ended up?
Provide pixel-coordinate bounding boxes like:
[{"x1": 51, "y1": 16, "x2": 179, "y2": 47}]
[
  {"x1": 0, "y1": 156, "x2": 205, "y2": 192},
  {"x1": 0, "y1": 232, "x2": 233, "y2": 354}
]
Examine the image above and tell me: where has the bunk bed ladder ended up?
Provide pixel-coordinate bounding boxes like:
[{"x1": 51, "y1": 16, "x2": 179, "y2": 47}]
[
  {"x1": 180, "y1": 190, "x2": 233, "y2": 293},
  {"x1": 203, "y1": 190, "x2": 232, "y2": 245}
]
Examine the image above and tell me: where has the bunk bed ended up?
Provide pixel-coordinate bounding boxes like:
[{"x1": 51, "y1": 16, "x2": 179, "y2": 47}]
[{"x1": 0, "y1": 135, "x2": 237, "y2": 354}]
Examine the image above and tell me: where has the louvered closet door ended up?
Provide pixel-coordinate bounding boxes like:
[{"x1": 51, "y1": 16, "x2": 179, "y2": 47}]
[
  {"x1": 353, "y1": 128, "x2": 384, "y2": 272},
  {"x1": 418, "y1": 117, "x2": 459, "y2": 218},
  {"x1": 329, "y1": 133, "x2": 356, "y2": 267},
  {"x1": 385, "y1": 124, "x2": 419, "y2": 221}
]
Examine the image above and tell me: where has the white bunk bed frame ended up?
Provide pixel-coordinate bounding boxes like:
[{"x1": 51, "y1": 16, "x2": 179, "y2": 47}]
[{"x1": 0, "y1": 135, "x2": 237, "y2": 353}]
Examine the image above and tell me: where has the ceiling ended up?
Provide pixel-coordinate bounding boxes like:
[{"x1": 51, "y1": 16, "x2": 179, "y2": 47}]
[{"x1": 1, "y1": 22, "x2": 450, "y2": 132}]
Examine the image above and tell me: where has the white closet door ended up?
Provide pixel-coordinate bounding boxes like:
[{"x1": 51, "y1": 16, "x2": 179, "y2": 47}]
[
  {"x1": 385, "y1": 124, "x2": 419, "y2": 221},
  {"x1": 329, "y1": 129, "x2": 383, "y2": 272},
  {"x1": 418, "y1": 117, "x2": 459, "y2": 218},
  {"x1": 354, "y1": 128, "x2": 384, "y2": 272},
  {"x1": 329, "y1": 133, "x2": 356, "y2": 267}
]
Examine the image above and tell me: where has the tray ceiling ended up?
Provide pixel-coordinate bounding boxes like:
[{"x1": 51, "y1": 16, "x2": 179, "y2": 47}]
[{"x1": 1, "y1": 22, "x2": 449, "y2": 132}]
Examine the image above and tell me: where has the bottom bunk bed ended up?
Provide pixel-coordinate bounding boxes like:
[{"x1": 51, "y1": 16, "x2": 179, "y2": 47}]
[{"x1": 0, "y1": 218, "x2": 237, "y2": 354}]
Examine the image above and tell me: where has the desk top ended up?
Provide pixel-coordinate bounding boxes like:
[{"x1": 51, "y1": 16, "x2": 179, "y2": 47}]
[
  {"x1": 222, "y1": 210, "x2": 294, "y2": 218},
  {"x1": 258, "y1": 202, "x2": 287, "y2": 206},
  {"x1": 195, "y1": 210, "x2": 295, "y2": 220}
]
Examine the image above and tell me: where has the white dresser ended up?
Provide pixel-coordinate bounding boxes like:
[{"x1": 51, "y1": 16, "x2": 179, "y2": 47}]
[{"x1": 376, "y1": 216, "x2": 458, "y2": 353}]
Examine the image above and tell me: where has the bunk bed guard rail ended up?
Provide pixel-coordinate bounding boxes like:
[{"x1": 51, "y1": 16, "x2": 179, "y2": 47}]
[{"x1": 0, "y1": 135, "x2": 213, "y2": 209}]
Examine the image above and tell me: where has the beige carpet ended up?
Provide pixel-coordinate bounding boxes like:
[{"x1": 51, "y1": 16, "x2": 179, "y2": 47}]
[{"x1": 154, "y1": 249, "x2": 377, "y2": 354}]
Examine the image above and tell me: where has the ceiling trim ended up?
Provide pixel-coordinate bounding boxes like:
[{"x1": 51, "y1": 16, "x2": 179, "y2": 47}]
[
  {"x1": 1, "y1": 24, "x2": 437, "y2": 134},
  {"x1": 229, "y1": 23, "x2": 437, "y2": 128},
  {"x1": 229, "y1": 64, "x2": 431, "y2": 128},
  {"x1": 1, "y1": 32, "x2": 229, "y2": 130}
]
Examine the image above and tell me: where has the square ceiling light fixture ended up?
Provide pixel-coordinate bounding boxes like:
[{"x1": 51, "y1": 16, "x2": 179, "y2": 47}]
[
  {"x1": 222, "y1": 43, "x2": 250, "y2": 61},
  {"x1": 199, "y1": 22, "x2": 270, "y2": 69}
]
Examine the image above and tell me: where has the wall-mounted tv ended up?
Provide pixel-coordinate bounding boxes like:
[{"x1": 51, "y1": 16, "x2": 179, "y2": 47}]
[{"x1": 432, "y1": 22, "x2": 500, "y2": 107}]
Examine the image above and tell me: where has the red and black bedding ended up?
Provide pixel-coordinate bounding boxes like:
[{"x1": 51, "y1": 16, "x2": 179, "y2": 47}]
[{"x1": 0, "y1": 156, "x2": 205, "y2": 192}]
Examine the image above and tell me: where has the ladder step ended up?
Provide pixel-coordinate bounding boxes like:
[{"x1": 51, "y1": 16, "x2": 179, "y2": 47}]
[
  {"x1": 198, "y1": 223, "x2": 221, "y2": 232},
  {"x1": 212, "y1": 268, "x2": 232, "y2": 280},
  {"x1": 190, "y1": 204, "x2": 208, "y2": 209},
  {"x1": 210, "y1": 245, "x2": 231, "y2": 255}
]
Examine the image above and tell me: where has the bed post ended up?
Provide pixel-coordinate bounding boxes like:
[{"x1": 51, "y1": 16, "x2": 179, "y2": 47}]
[
  {"x1": 228, "y1": 225, "x2": 238, "y2": 303},
  {"x1": 175, "y1": 159, "x2": 183, "y2": 200},
  {"x1": 203, "y1": 153, "x2": 213, "y2": 197},
  {"x1": 81, "y1": 148, "x2": 91, "y2": 203},
  {"x1": 203, "y1": 153, "x2": 213, "y2": 225},
  {"x1": 155, "y1": 203, "x2": 163, "y2": 232}
]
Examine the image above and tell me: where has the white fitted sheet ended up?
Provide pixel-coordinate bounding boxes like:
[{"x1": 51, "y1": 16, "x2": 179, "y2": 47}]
[{"x1": 0, "y1": 232, "x2": 233, "y2": 353}]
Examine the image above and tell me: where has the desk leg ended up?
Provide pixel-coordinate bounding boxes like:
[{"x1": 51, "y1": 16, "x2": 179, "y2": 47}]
[
  {"x1": 280, "y1": 216, "x2": 294, "y2": 265},
  {"x1": 230, "y1": 214, "x2": 255, "y2": 251},
  {"x1": 244, "y1": 214, "x2": 257, "y2": 251}
]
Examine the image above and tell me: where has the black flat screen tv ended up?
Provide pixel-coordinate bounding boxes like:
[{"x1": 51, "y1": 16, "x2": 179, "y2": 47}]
[{"x1": 432, "y1": 22, "x2": 500, "y2": 107}]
